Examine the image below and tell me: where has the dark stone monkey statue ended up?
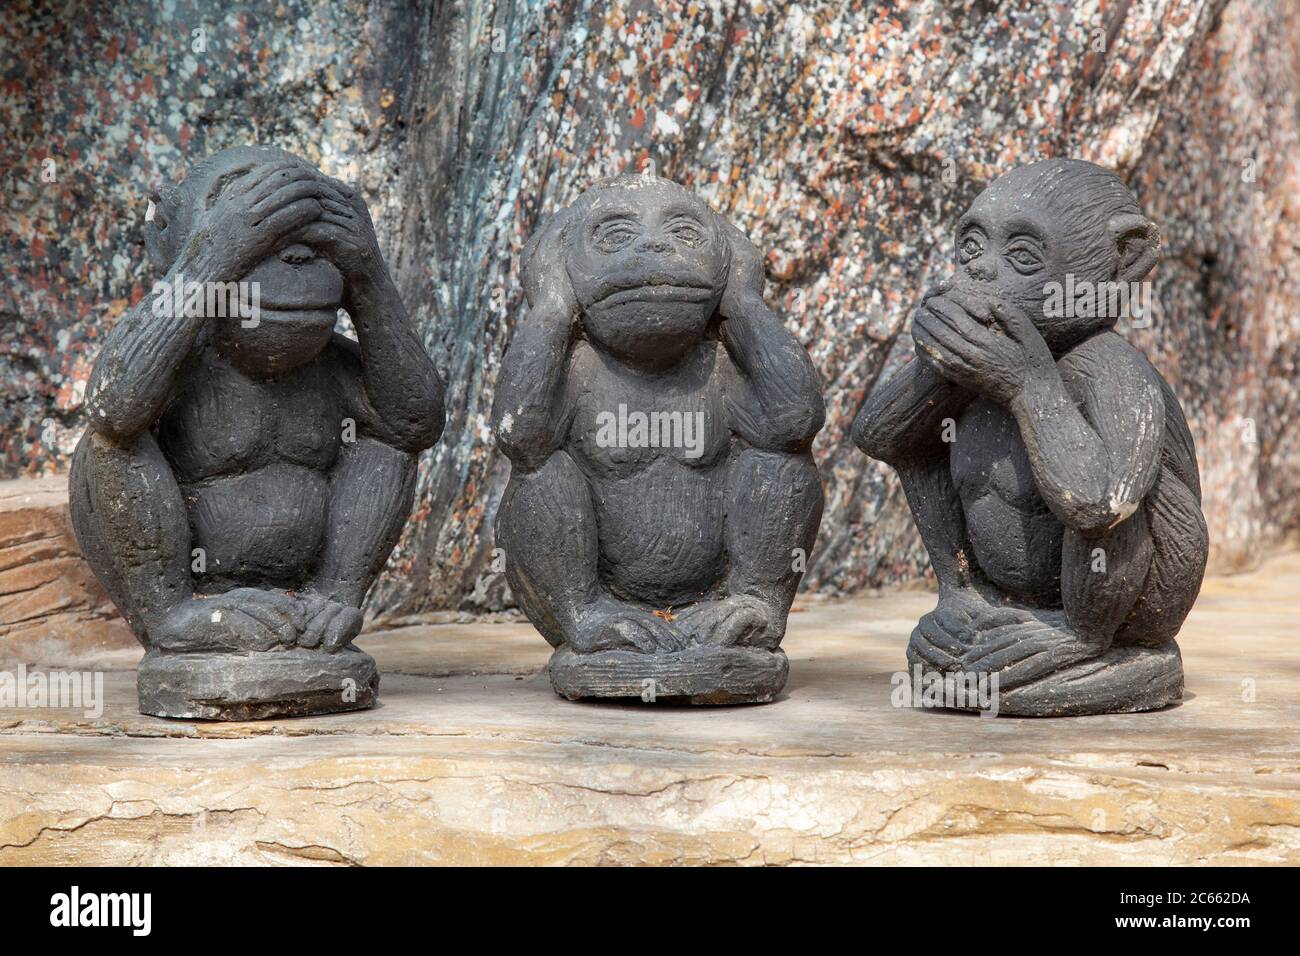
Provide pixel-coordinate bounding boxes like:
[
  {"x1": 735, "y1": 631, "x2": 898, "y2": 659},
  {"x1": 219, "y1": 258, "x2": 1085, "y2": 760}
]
[
  {"x1": 493, "y1": 175, "x2": 825, "y2": 704},
  {"x1": 854, "y1": 158, "x2": 1208, "y2": 716},
  {"x1": 69, "y1": 145, "x2": 445, "y2": 719}
]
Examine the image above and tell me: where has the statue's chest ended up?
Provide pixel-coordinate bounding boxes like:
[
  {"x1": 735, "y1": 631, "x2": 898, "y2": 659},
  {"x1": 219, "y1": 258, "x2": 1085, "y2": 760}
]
[
  {"x1": 567, "y1": 358, "x2": 731, "y2": 475},
  {"x1": 950, "y1": 398, "x2": 1044, "y2": 510},
  {"x1": 158, "y1": 356, "x2": 342, "y2": 481}
]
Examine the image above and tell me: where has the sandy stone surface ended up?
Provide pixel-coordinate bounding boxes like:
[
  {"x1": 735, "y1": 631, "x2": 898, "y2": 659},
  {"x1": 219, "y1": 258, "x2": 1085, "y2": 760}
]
[
  {"x1": 1, "y1": 552, "x2": 1296, "y2": 866},
  {"x1": 0, "y1": 477, "x2": 134, "y2": 663}
]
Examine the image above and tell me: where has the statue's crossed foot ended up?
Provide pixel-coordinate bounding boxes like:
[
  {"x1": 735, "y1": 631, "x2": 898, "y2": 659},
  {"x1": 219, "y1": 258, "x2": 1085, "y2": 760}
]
[
  {"x1": 568, "y1": 594, "x2": 780, "y2": 654},
  {"x1": 154, "y1": 589, "x2": 363, "y2": 654},
  {"x1": 909, "y1": 586, "x2": 1033, "y2": 670},
  {"x1": 675, "y1": 595, "x2": 779, "y2": 649},
  {"x1": 909, "y1": 587, "x2": 1105, "y2": 691},
  {"x1": 959, "y1": 617, "x2": 1105, "y2": 691},
  {"x1": 570, "y1": 596, "x2": 687, "y2": 654}
]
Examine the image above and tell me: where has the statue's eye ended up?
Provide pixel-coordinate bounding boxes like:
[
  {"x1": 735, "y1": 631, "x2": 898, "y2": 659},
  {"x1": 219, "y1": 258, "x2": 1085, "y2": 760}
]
[
  {"x1": 668, "y1": 221, "x2": 704, "y2": 246},
  {"x1": 958, "y1": 233, "x2": 984, "y2": 262},
  {"x1": 593, "y1": 221, "x2": 638, "y2": 253},
  {"x1": 1006, "y1": 244, "x2": 1043, "y2": 273}
]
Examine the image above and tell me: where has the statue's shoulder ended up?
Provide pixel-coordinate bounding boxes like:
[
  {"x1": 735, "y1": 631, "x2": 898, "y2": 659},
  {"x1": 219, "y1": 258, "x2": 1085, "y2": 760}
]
[{"x1": 1059, "y1": 330, "x2": 1160, "y2": 388}]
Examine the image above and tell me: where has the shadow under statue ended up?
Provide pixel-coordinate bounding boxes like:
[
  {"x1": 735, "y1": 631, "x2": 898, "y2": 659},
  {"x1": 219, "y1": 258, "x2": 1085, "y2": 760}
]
[
  {"x1": 69, "y1": 146, "x2": 445, "y2": 720},
  {"x1": 854, "y1": 158, "x2": 1209, "y2": 717},
  {"x1": 493, "y1": 175, "x2": 825, "y2": 704}
]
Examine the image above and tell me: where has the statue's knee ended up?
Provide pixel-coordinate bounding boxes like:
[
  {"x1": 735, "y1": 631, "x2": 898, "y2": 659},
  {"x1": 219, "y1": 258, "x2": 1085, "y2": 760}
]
[
  {"x1": 498, "y1": 450, "x2": 595, "y2": 562},
  {"x1": 350, "y1": 434, "x2": 415, "y2": 467},
  {"x1": 508, "y1": 449, "x2": 585, "y2": 502},
  {"x1": 72, "y1": 430, "x2": 172, "y2": 501},
  {"x1": 735, "y1": 445, "x2": 816, "y2": 476},
  {"x1": 73, "y1": 429, "x2": 117, "y2": 477},
  {"x1": 537, "y1": 448, "x2": 584, "y2": 483},
  {"x1": 730, "y1": 448, "x2": 823, "y2": 509},
  {"x1": 337, "y1": 436, "x2": 418, "y2": 504},
  {"x1": 111, "y1": 426, "x2": 167, "y2": 464}
]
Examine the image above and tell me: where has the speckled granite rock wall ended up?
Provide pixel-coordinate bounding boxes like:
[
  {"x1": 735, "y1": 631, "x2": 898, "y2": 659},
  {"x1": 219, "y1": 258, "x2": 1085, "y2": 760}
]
[{"x1": 2, "y1": 0, "x2": 1297, "y2": 616}]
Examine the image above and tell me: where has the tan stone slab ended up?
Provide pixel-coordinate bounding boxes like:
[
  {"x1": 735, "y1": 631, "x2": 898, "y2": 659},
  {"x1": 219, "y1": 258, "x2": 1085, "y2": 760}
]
[
  {"x1": 0, "y1": 476, "x2": 136, "y2": 664},
  {"x1": 0, "y1": 554, "x2": 1297, "y2": 865}
]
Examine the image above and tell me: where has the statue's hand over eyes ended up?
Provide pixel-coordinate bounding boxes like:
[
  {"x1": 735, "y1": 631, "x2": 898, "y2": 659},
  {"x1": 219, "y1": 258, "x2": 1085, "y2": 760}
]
[{"x1": 182, "y1": 160, "x2": 327, "y2": 284}]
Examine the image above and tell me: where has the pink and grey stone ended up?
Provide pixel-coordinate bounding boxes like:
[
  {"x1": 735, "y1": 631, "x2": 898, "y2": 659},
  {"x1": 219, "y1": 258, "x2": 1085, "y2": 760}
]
[{"x1": 2, "y1": 0, "x2": 1297, "y2": 621}]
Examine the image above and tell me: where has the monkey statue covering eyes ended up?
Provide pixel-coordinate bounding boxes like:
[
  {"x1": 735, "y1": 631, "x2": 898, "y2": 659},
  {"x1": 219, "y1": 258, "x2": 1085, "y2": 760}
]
[{"x1": 70, "y1": 146, "x2": 445, "y2": 719}]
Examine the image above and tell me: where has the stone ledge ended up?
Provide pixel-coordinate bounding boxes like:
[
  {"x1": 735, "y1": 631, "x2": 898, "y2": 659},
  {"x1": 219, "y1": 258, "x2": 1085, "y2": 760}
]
[
  {"x1": 0, "y1": 476, "x2": 136, "y2": 664},
  {"x1": 0, "y1": 554, "x2": 1297, "y2": 865}
]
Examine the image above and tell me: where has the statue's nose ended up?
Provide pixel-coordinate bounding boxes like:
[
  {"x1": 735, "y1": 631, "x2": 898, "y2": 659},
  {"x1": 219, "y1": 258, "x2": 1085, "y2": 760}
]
[
  {"x1": 965, "y1": 257, "x2": 997, "y2": 281},
  {"x1": 279, "y1": 243, "x2": 315, "y2": 265},
  {"x1": 637, "y1": 235, "x2": 671, "y2": 254}
]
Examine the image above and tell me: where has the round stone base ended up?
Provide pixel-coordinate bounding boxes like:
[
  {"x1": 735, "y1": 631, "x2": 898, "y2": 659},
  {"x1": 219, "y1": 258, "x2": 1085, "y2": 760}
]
[
  {"x1": 909, "y1": 641, "x2": 1184, "y2": 717},
  {"x1": 549, "y1": 643, "x2": 788, "y2": 705},
  {"x1": 137, "y1": 647, "x2": 379, "y2": 720}
]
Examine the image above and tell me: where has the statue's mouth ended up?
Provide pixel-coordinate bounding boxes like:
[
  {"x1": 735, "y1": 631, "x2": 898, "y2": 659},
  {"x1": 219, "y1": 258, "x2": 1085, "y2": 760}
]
[
  {"x1": 243, "y1": 255, "x2": 344, "y2": 311},
  {"x1": 593, "y1": 283, "x2": 715, "y2": 308},
  {"x1": 241, "y1": 306, "x2": 339, "y2": 331},
  {"x1": 257, "y1": 298, "x2": 340, "y2": 314}
]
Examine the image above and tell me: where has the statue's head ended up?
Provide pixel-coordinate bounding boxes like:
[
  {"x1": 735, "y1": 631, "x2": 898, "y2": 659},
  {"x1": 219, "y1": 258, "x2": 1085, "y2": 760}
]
[
  {"x1": 523, "y1": 175, "x2": 737, "y2": 369},
  {"x1": 145, "y1": 145, "x2": 343, "y2": 375},
  {"x1": 950, "y1": 158, "x2": 1159, "y2": 352}
]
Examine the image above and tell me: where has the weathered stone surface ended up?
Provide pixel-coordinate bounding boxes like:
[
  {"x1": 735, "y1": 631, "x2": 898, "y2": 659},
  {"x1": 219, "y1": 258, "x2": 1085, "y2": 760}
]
[
  {"x1": 0, "y1": 478, "x2": 134, "y2": 662},
  {"x1": 3, "y1": 1, "x2": 1298, "y2": 616},
  {"x1": 2, "y1": 552, "x2": 1296, "y2": 865}
]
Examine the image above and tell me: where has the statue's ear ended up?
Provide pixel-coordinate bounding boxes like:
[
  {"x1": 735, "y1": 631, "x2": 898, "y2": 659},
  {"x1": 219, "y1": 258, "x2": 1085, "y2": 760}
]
[
  {"x1": 143, "y1": 188, "x2": 179, "y2": 272},
  {"x1": 520, "y1": 204, "x2": 578, "y2": 320},
  {"x1": 1109, "y1": 213, "x2": 1159, "y2": 283}
]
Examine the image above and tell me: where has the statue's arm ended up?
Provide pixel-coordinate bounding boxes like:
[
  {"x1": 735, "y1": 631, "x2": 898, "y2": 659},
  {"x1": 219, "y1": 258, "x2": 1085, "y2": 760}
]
[
  {"x1": 341, "y1": 273, "x2": 445, "y2": 453},
  {"x1": 492, "y1": 296, "x2": 575, "y2": 470},
  {"x1": 84, "y1": 272, "x2": 205, "y2": 444},
  {"x1": 1011, "y1": 332, "x2": 1164, "y2": 538},
  {"x1": 852, "y1": 356, "x2": 972, "y2": 465},
  {"x1": 717, "y1": 225, "x2": 824, "y2": 452}
]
